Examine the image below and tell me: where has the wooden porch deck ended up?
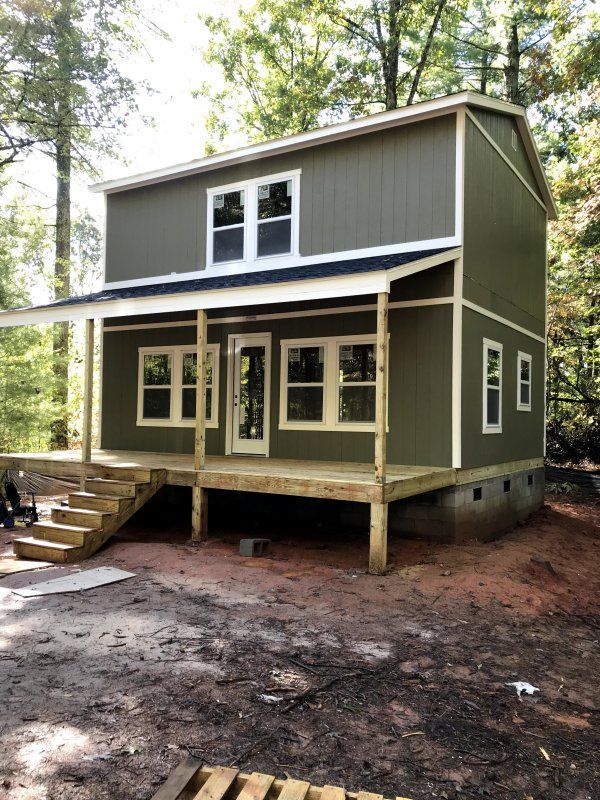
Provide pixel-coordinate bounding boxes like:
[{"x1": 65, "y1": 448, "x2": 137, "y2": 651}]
[{"x1": 0, "y1": 449, "x2": 457, "y2": 504}]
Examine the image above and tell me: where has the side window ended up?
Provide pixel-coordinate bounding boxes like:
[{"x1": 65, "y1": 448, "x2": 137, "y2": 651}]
[
  {"x1": 141, "y1": 352, "x2": 172, "y2": 420},
  {"x1": 483, "y1": 339, "x2": 502, "y2": 433},
  {"x1": 284, "y1": 344, "x2": 326, "y2": 423},
  {"x1": 517, "y1": 352, "x2": 532, "y2": 411},
  {"x1": 211, "y1": 189, "x2": 245, "y2": 264},
  {"x1": 338, "y1": 342, "x2": 376, "y2": 423},
  {"x1": 256, "y1": 179, "x2": 293, "y2": 258}
]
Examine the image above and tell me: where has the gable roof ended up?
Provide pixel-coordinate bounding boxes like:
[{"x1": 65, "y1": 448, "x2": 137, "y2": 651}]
[
  {"x1": 90, "y1": 91, "x2": 556, "y2": 218},
  {"x1": 0, "y1": 247, "x2": 458, "y2": 328}
]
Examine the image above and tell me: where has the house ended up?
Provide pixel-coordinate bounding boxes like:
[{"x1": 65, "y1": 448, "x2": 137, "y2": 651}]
[{"x1": 0, "y1": 91, "x2": 555, "y2": 573}]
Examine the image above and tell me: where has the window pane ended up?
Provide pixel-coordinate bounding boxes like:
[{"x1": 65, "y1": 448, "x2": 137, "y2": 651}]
[
  {"x1": 257, "y1": 180, "x2": 292, "y2": 220},
  {"x1": 520, "y1": 359, "x2": 530, "y2": 382},
  {"x1": 339, "y1": 343, "x2": 376, "y2": 382},
  {"x1": 257, "y1": 219, "x2": 291, "y2": 257},
  {"x1": 183, "y1": 353, "x2": 197, "y2": 385},
  {"x1": 520, "y1": 383, "x2": 530, "y2": 406},
  {"x1": 143, "y1": 388, "x2": 170, "y2": 418},
  {"x1": 213, "y1": 189, "x2": 244, "y2": 228},
  {"x1": 144, "y1": 354, "x2": 171, "y2": 386},
  {"x1": 287, "y1": 386, "x2": 323, "y2": 421},
  {"x1": 287, "y1": 346, "x2": 324, "y2": 383},
  {"x1": 213, "y1": 226, "x2": 244, "y2": 263},
  {"x1": 339, "y1": 385, "x2": 376, "y2": 423},
  {"x1": 206, "y1": 351, "x2": 213, "y2": 385},
  {"x1": 487, "y1": 348, "x2": 500, "y2": 386},
  {"x1": 487, "y1": 387, "x2": 500, "y2": 425},
  {"x1": 182, "y1": 387, "x2": 212, "y2": 420}
]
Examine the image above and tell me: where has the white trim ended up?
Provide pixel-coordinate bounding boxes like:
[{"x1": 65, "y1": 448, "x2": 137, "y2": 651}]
[
  {"x1": 226, "y1": 332, "x2": 271, "y2": 456},
  {"x1": 103, "y1": 236, "x2": 460, "y2": 288},
  {"x1": 452, "y1": 257, "x2": 463, "y2": 468},
  {"x1": 517, "y1": 351, "x2": 532, "y2": 412},
  {"x1": 454, "y1": 110, "x2": 465, "y2": 251},
  {"x1": 90, "y1": 92, "x2": 555, "y2": 219},
  {"x1": 206, "y1": 169, "x2": 301, "y2": 272},
  {"x1": 384, "y1": 245, "x2": 462, "y2": 288},
  {"x1": 483, "y1": 338, "x2": 503, "y2": 435},
  {"x1": 136, "y1": 343, "x2": 220, "y2": 428},
  {"x1": 279, "y1": 334, "x2": 384, "y2": 433},
  {"x1": 465, "y1": 109, "x2": 548, "y2": 213},
  {"x1": 462, "y1": 298, "x2": 546, "y2": 344},
  {"x1": 102, "y1": 296, "x2": 454, "y2": 333}
]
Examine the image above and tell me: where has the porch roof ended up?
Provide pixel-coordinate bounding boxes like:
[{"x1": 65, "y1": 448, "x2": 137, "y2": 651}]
[{"x1": 0, "y1": 246, "x2": 459, "y2": 328}]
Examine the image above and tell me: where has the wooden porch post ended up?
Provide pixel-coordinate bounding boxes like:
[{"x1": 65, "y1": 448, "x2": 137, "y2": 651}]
[
  {"x1": 192, "y1": 309, "x2": 208, "y2": 541},
  {"x1": 80, "y1": 318, "x2": 94, "y2": 491},
  {"x1": 370, "y1": 291, "x2": 389, "y2": 574}
]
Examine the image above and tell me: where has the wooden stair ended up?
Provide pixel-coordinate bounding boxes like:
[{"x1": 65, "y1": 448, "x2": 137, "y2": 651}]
[{"x1": 13, "y1": 466, "x2": 166, "y2": 564}]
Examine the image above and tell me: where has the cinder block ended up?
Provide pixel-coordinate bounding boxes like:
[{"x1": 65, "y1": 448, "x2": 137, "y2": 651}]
[{"x1": 239, "y1": 538, "x2": 270, "y2": 557}]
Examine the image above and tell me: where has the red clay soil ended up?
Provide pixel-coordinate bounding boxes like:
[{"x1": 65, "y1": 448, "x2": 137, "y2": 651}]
[{"x1": 0, "y1": 494, "x2": 598, "y2": 800}]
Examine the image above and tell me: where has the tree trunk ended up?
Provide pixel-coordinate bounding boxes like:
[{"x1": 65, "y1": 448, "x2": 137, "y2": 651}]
[
  {"x1": 50, "y1": 130, "x2": 71, "y2": 450},
  {"x1": 480, "y1": 50, "x2": 490, "y2": 94},
  {"x1": 504, "y1": 21, "x2": 521, "y2": 104},
  {"x1": 407, "y1": 0, "x2": 447, "y2": 105},
  {"x1": 382, "y1": 0, "x2": 402, "y2": 110}
]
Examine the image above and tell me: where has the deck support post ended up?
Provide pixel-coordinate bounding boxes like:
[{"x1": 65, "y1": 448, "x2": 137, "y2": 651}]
[
  {"x1": 80, "y1": 318, "x2": 94, "y2": 491},
  {"x1": 369, "y1": 291, "x2": 389, "y2": 574},
  {"x1": 192, "y1": 309, "x2": 208, "y2": 541}
]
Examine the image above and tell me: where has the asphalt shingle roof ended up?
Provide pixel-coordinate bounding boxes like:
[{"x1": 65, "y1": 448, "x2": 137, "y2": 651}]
[{"x1": 12, "y1": 248, "x2": 453, "y2": 313}]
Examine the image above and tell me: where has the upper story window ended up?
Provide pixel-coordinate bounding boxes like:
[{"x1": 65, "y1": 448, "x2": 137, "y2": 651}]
[
  {"x1": 483, "y1": 338, "x2": 502, "y2": 434},
  {"x1": 517, "y1": 351, "x2": 532, "y2": 411},
  {"x1": 207, "y1": 170, "x2": 300, "y2": 268}
]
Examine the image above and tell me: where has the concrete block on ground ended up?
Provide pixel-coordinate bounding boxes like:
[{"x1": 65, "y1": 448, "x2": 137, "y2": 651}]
[{"x1": 239, "y1": 538, "x2": 271, "y2": 557}]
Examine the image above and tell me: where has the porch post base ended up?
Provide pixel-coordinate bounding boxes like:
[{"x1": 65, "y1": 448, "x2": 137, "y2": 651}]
[
  {"x1": 191, "y1": 486, "x2": 208, "y2": 541},
  {"x1": 369, "y1": 502, "x2": 388, "y2": 575}
]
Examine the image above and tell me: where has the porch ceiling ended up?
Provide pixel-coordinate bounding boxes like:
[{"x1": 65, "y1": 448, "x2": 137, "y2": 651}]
[{"x1": 0, "y1": 247, "x2": 460, "y2": 329}]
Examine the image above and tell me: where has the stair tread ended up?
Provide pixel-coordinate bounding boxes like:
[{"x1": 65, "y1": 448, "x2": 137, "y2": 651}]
[
  {"x1": 34, "y1": 520, "x2": 98, "y2": 533},
  {"x1": 14, "y1": 536, "x2": 77, "y2": 550},
  {"x1": 87, "y1": 478, "x2": 143, "y2": 486},
  {"x1": 52, "y1": 505, "x2": 115, "y2": 516},
  {"x1": 69, "y1": 491, "x2": 129, "y2": 502}
]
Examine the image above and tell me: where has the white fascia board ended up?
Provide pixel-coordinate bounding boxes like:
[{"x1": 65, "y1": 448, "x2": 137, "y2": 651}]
[{"x1": 0, "y1": 270, "x2": 389, "y2": 329}]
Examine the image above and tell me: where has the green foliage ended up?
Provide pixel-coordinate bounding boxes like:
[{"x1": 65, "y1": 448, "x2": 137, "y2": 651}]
[{"x1": 0, "y1": 189, "x2": 57, "y2": 452}]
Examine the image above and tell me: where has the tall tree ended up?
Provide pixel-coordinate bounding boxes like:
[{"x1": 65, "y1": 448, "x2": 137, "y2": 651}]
[{"x1": 0, "y1": 0, "x2": 145, "y2": 448}]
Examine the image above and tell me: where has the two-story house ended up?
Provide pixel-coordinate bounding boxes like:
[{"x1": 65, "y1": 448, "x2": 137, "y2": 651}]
[{"x1": 0, "y1": 91, "x2": 555, "y2": 573}]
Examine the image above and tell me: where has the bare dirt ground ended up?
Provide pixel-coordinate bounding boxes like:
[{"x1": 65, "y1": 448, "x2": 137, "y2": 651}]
[{"x1": 0, "y1": 492, "x2": 598, "y2": 800}]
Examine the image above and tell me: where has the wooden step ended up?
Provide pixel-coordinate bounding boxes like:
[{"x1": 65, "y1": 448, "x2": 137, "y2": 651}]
[
  {"x1": 51, "y1": 506, "x2": 115, "y2": 529},
  {"x1": 13, "y1": 536, "x2": 77, "y2": 563},
  {"x1": 68, "y1": 492, "x2": 127, "y2": 513},
  {"x1": 32, "y1": 520, "x2": 97, "y2": 546},
  {"x1": 98, "y1": 466, "x2": 153, "y2": 482},
  {"x1": 84, "y1": 478, "x2": 141, "y2": 497}
]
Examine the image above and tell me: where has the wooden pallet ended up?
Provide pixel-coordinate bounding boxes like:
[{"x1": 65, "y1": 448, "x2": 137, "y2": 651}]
[{"x1": 151, "y1": 762, "x2": 413, "y2": 800}]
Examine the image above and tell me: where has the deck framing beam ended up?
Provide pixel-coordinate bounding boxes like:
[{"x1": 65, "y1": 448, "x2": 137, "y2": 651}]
[{"x1": 192, "y1": 309, "x2": 208, "y2": 541}]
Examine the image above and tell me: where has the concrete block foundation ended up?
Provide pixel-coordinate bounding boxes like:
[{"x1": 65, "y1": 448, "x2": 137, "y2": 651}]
[{"x1": 389, "y1": 467, "x2": 545, "y2": 543}]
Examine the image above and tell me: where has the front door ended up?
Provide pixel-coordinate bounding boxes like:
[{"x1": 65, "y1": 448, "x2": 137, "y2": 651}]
[{"x1": 230, "y1": 334, "x2": 271, "y2": 456}]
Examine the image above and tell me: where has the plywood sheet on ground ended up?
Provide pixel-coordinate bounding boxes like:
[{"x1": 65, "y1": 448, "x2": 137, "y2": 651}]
[
  {"x1": 0, "y1": 556, "x2": 53, "y2": 574},
  {"x1": 12, "y1": 566, "x2": 135, "y2": 597}
]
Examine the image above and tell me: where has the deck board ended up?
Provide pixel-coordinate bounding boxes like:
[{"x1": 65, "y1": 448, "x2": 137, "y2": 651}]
[{"x1": 0, "y1": 448, "x2": 457, "y2": 503}]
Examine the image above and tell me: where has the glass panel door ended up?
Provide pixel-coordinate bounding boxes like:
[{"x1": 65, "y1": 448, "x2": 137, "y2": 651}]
[{"x1": 231, "y1": 336, "x2": 270, "y2": 455}]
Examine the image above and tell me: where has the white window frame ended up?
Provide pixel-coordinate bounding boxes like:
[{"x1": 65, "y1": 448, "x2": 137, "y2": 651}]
[
  {"x1": 206, "y1": 169, "x2": 301, "y2": 270},
  {"x1": 517, "y1": 351, "x2": 532, "y2": 412},
  {"x1": 279, "y1": 334, "x2": 384, "y2": 433},
  {"x1": 137, "y1": 344, "x2": 220, "y2": 428},
  {"x1": 482, "y1": 338, "x2": 503, "y2": 434}
]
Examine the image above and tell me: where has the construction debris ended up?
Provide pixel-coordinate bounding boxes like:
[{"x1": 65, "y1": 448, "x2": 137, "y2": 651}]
[{"x1": 11, "y1": 566, "x2": 135, "y2": 597}]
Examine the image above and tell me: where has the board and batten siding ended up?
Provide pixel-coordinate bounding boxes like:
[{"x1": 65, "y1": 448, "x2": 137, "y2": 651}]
[
  {"x1": 463, "y1": 115, "x2": 547, "y2": 330},
  {"x1": 104, "y1": 115, "x2": 457, "y2": 284},
  {"x1": 101, "y1": 304, "x2": 453, "y2": 467},
  {"x1": 461, "y1": 308, "x2": 545, "y2": 468}
]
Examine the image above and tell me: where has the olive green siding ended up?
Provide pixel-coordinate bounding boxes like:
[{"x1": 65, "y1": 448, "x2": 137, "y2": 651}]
[
  {"x1": 463, "y1": 117, "x2": 547, "y2": 328},
  {"x1": 101, "y1": 303, "x2": 453, "y2": 466},
  {"x1": 469, "y1": 107, "x2": 541, "y2": 197},
  {"x1": 105, "y1": 115, "x2": 456, "y2": 284},
  {"x1": 461, "y1": 308, "x2": 545, "y2": 468}
]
